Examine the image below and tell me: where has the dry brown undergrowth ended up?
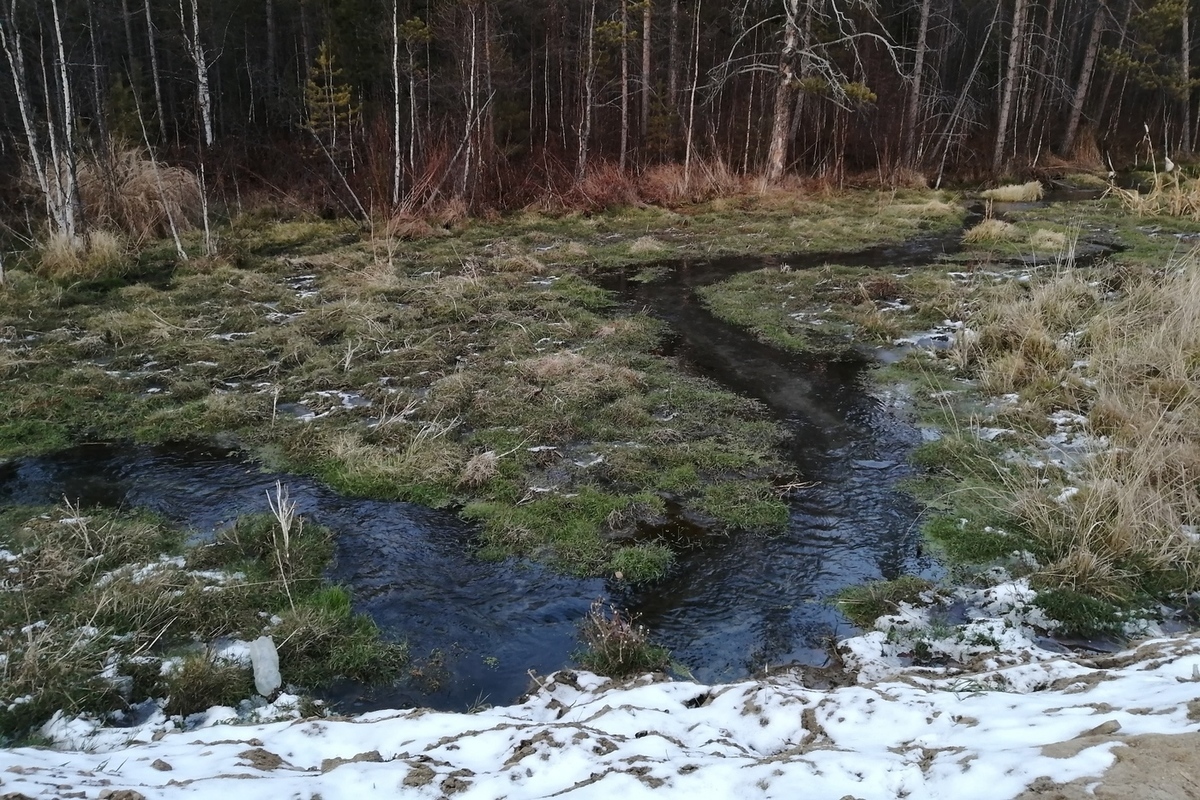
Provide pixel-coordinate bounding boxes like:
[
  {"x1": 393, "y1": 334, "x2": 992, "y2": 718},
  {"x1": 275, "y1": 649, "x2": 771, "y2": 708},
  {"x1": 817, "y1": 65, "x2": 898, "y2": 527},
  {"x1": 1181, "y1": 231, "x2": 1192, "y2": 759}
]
[
  {"x1": 955, "y1": 258, "x2": 1200, "y2": 597},
  {"x1": 77, "y1": 146, "x2": 203, "y2": 242}
]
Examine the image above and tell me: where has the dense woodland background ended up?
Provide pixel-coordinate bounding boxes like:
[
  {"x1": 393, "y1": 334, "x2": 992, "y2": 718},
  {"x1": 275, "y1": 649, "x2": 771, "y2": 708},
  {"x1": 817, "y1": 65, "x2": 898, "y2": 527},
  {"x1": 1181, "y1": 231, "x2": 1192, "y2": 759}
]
[{"x1": 0, "y1": 0, "x2": 1196, "y2": 231}]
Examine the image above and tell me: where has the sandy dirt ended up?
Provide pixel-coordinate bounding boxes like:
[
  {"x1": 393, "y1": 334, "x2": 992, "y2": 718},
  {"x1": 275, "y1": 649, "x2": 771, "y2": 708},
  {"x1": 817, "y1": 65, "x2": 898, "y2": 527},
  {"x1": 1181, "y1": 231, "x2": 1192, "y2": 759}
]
[{"x1": 1019, "y1": 731, "x2": 1200, "y2": 799}]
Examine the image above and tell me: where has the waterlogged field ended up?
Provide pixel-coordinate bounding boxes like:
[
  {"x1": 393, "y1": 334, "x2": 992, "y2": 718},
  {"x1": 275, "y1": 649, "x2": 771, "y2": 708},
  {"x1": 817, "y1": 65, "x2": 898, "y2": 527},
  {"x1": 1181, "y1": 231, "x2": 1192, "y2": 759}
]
[
  {"x1": 9, "y1": 182, "x2": 1200, "y2": 745},
  {"x1": 696, "y1": 188, "x2": 1200, "y2": 642},
  {"x1": 0, "y1": 189, "x2": 963, "y2": 580},
  {"x1": 0, "y1": 188, "x2": 968, "y2": 737}
]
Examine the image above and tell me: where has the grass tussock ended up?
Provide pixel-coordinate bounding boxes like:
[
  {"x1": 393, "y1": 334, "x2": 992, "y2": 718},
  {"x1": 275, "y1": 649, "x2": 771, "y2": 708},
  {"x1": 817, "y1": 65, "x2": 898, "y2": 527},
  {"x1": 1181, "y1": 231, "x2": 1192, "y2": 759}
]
[
  {"x1": 981, "y1": 181, "x2": 1044, "y2": 202},
  {"x1": 77, "y1": 146, "x2": 203, "y2": 242},
  {"x1": 1028, "y1": 228, "x2": 1069, "y2": 253},
  {"x1": 576, "y1": 599, "x2": 670, "y2": 678},
  {"x1": 921, "y1": 261, "x2": 1200, "y2": 631},
  {"x1": 962, "y1": 219, "x2": 1021, "y2": 244},
  {"x1": 36, "y1": 230, "x2": 129, "y2": 281},
  {"x1": 836, "y1": 576, "x2": 934, "y2": 628},
  {"x1": 1109, "y1": 171, "x2": 1200, "y2": 220},
  {"x1": 0, "y1": 500, "x2": 404, "y2": 742}
]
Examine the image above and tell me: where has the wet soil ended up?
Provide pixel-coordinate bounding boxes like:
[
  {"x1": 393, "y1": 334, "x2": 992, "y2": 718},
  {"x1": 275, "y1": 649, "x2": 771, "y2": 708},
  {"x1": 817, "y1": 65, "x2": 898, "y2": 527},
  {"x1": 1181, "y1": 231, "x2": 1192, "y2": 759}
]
[{"x1": 0, "y1": 230, "x2": 969, "y2": 709}]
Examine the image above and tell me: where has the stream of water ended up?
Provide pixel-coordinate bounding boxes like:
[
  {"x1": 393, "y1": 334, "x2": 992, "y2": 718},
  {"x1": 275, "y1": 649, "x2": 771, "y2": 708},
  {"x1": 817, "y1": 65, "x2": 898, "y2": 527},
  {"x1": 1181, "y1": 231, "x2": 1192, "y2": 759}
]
[{"x1": 0, "y1": 233, "x2": 971, "y2": 712}]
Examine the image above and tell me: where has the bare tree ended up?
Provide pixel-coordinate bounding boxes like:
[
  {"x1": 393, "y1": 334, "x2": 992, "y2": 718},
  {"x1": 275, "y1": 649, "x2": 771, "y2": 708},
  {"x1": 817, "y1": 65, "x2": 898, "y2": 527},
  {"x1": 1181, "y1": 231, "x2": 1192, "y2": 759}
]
[
  {"x1": 1182, "y1": 1, "x2": 1192, "y2": 153},
  {"x1": 181, "y1": 0, "x2": 213, "y2": 146},
  {"x1": 577, "y1": 0, "x2": 597, "y2": 180},
  {"x1": 683, "y1": 0, "x2": 701, "y2": 185},
  {"x1": 766, "y1": 0, "x2": 803, "y2": 182},
  {"x1": 145, "y1": 0, "x2": 167, "y2": 140},
  {"x1": 1060, "y1": 2, "x2": 1108, "y2": 157},
  {"x1": 994, "y1": 0, "x2": 1030, "y2": 170},
  {"x1": 51, "y1": 0, "x2": 82, "y2": 239},
  {"x1": 641, "y1": 0, "x2": 651, "y2": 138},
  {"x1": 0, "y1": 0, "x2": 73, "y2": 237},
  {"x1": 620, "y1": 0, "x2": 629, "y2": 170},
  {"x1": 903, "y1": 0, "x2": 933, "y2": 166},
  {"x1": 392, "y1": 0, "x2": 402, "y2": 206}
]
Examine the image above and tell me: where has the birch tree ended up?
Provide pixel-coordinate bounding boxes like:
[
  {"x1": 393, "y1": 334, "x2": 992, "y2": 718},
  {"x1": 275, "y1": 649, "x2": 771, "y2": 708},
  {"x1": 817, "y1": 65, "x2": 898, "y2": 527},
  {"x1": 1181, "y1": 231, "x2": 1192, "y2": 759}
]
[
  {"x1": 994, "y1": 0, "x2": 1030, "y2": 171},
  {"x1": 180, "y1": 0, "x2": 212, "y2": 146},
  {"x1": 765, "y1": 0, "x2": 803, "y2": 182},
  {"x1": 1060, "y1": 2, "x2": 1108, "y2": 157}
]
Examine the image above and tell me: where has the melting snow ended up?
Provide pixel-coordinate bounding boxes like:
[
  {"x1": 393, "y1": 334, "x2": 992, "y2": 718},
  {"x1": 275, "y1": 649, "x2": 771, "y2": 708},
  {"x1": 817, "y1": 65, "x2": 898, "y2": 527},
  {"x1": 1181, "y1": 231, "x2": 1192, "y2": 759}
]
[{"x1": 3, "y1": 634, "x2": 1199, "y2": 799}]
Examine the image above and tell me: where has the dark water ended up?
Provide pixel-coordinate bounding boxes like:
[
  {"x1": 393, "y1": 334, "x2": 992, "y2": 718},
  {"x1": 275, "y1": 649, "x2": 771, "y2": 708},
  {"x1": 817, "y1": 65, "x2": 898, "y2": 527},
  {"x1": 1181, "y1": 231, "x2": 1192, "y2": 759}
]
[
  {"x1": 0, "y1": 234, "x2": 961, "y2": 710},
  {"x1": 597, "y1": 237, "x2": 954, "y2": 684},
  {"x1": 0, "y1": 442, "x2": 603, "y2": 711}
]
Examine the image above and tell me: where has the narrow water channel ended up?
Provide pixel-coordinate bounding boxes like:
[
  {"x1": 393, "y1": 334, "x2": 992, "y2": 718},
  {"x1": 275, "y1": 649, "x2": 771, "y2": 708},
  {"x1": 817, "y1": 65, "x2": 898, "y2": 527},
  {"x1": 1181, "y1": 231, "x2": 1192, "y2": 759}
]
[{"x1": 0, "y1": 233, "x2": 963, "y2": 711}]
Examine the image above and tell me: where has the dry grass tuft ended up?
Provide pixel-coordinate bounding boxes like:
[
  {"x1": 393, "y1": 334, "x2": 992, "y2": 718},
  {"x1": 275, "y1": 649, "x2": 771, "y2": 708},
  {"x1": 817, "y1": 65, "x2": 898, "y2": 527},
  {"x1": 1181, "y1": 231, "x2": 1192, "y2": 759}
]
[
  {"x1": 459, "y1": 450, "x2": 499, "y2": 487},
  {"x1": 38, "y1": 232, "x2": 85, "y2": 279},
  {"x1": 385, "y1": 215, "x2": 440, "y2": 239},
  {"x1": 628, "y1": 236, "x2": 668, "y2": 255},
  {"x1": 962, "y1": 219, "x2": 1021, "y2": 243},
  {"x1": 1029, "y1": 228, "x2": 1068, "y2": 253},
  {"x1": 77, "y1": 147, "x2": 203, "y2": 242},
  {"x1": 518, "y1": 352, "x2": 642, "y2": 392},
  {"x1": 1109, "y1": 173, "x2": 1200, "y2": 220},
  {"x1": 886, "y1": 198, "x2": 957, "y2": 218},
  {"x1": 575, "y1": 163, "x2": 641, "y2": 209},
  {"x1": 576, "y1": 599, "x2": 670, "y2": 678},
  {"x1": 959, "y1": 260, "x2": 1200, "y2": 599},
  {"x1": 37, "y1": 230, "x2": 128, "y2": 281},
  {"x1": 981, "y1": 181, "x2": 1044, "y2": 202},
  {"x1": 638, "y1": 159, "x2": 742, "y2": 205}
]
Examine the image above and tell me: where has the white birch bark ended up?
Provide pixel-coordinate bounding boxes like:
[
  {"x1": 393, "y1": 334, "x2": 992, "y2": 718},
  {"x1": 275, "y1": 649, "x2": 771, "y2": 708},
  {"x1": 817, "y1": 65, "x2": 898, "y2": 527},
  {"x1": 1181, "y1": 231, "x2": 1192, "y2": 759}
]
[
  {"x1": 577, "y1": 0, "x2": 597, "y2": 180},
  {"x1": 182, "y1": 0, "x2": 213, "y2": 146},
  {"x1": 392, "y1": 0, "x2": 402, "y2": 206},
  {"x1": 145, "y1": 0, "x2": 167, "y2": 139}
]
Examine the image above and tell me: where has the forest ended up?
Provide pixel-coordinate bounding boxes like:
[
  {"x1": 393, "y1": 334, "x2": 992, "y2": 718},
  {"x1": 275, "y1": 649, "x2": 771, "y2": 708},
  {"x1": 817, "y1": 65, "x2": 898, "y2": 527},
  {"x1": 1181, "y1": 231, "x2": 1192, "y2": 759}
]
[{"x1": 0, "y1": 0, "x2": 1195, "y2": 235}]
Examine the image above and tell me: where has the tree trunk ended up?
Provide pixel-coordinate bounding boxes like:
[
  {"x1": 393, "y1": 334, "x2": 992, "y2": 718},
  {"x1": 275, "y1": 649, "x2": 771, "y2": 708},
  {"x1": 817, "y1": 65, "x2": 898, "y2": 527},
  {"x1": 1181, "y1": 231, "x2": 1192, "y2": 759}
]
[
  {"x1": 903, "y1": 0, "x2": 933, "y2": 166},
  {"x1": 668, "y1": 0, "x2": 679, "y2": 105},
  {"x1": 392, "y1": 0, "x2": 401, "y2": 206},
  {"x1": 50, "y1": 0, "x2": 81, "y2": 240},
  {"x1": 462, "y1": 4, "x2": 478, "y2": 194},
  {"x1": 120, "y1": 0, "x2": 135, "y2": 74},
  {"x1": 766, "y1": 0, "x2": 802, "y2": 182},
  {"x1": 1060, "y1": 3, "x2": 1106, "y2": 157},
  {"x1": 619, "y1": 0, "x2": 629, "y2": 170},
  {"x1": 1022, "y1": 0, "x2": 1058, "y2": 156},
  {"x1": 87, "y1": 0, "x2": 110, "y2": 149},
  {"x1": 265, "y1": 0, "x2": 276, "y2": 99},
  {"x1": 0, "y1": 5, "x2": 56, "y2": 226},
  {"x1": 1182, "y1": 3, "x2": 1192, "y2": 153},
  {"x1": 577, "y1": 0, "x2": 597, "y2": 180},
  {"x1": 641, "y1": 0, "x2": 651, "y2": 138},
  {"x1": 182, "y1": 0, "x2": 213, "y2": 146},
  {"x1": 936, "y1": 0, "x2": 1003, "y2": 185},
  {"x1": 683, "y1": 0, "x2": 701, "y2": 185},
  {"x1": 145, "y1": 0, "x2": 167, "y2": 139},
  {"x1": 993, "y1": 0, "x2": 1030, "y2": 171}
]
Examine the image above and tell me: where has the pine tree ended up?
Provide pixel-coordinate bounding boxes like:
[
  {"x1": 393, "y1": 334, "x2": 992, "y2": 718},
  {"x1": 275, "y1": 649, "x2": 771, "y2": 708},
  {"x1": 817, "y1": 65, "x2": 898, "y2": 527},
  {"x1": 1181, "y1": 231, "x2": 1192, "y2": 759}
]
[{"x1": 305, "y1": 41, "x2": 358, "y2": 160}]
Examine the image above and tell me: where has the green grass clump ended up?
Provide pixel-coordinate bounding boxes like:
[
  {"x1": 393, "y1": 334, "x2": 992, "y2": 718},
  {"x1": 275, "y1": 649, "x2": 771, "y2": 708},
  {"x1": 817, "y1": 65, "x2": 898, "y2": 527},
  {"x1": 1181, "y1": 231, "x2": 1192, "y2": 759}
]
[
  {"x1": 1032, "y1": 588, "x2": 1125, "y2": 639},
  {"x1": 835, "y1": 576, "x2": 935, "y2": 628},
  {"x1": 698, "y1": 480, "x2": 789, "y2": 530},
  {"x1": 272, "y1": 587, "x2": 406, "y2": 689},
  {"x1": 607, "y1": 543, "x2": 675, "y2": 583},
  {"x1": 162, "y1": 654, "x2": 257, "y2": 717},
  {"x1": 0, "y1": 501, "x2": 403, "y2": 742}
]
